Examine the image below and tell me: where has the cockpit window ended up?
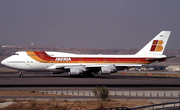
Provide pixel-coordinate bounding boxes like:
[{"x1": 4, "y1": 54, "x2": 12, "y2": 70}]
[{"x1": 14, "y1": 53, "x2": 19, "y2": 55}]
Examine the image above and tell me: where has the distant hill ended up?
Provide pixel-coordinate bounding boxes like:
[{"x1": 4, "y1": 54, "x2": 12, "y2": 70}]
[{"x1": 0, "y1": 47, "x2": 179, "y2": 66}]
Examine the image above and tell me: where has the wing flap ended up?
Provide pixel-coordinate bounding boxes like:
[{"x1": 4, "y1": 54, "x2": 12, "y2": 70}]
[
  {"x1": 47, "y1": 64, "x2": 86, "y2": 71},
  {"x1": 47, "y1": 63, "x2": 143, "y2": 72}
]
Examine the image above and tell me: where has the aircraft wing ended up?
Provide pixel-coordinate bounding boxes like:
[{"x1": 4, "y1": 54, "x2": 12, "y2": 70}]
[
  {"x1": 85, "y1": 64, "x2": 142, "y2": 67},
  {"x1": 47, "y1": 64, "x2": 142, "y2": 70},
  {"x1": 47, "y1": 63, "x2": 143, "y2": 75}
]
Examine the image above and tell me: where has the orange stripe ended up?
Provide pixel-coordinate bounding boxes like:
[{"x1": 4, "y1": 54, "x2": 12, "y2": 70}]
[{"x1": 26, "y1": 51, "x2": 48, "y2": 63}]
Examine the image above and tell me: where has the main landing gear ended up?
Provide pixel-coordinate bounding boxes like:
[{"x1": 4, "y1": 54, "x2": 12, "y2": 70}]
[
  {"x1": 19, "y1": 71, "x2": 24, "y2": 78},
  {"x1": 79, "y1": 72, "x2": 94, "y2": 77}
]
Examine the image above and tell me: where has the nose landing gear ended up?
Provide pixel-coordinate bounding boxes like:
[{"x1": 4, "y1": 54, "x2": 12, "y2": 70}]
[{"x1": 19, "y1": 71, "x2": 24, "y2": 78}]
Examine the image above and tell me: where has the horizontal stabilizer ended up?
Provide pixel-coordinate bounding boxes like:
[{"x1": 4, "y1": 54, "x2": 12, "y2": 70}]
[{"x1": 146, "y1": 56, "x2": 176, "y2": 62}]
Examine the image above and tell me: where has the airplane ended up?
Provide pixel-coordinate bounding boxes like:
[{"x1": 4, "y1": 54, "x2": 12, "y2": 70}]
[{"x1": 1, "y1": 31, "x2": 175, "y2": 77}]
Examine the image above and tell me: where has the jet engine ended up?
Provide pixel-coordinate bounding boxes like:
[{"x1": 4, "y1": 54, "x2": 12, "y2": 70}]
[
  {"x1": 69, "y1": 68, "x2": 82, "y2": 75},
  {"x1": 100, "y1": 65, "x2": 116, "y2": 75}
]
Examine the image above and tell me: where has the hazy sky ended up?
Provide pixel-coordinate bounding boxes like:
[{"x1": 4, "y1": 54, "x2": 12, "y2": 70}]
[{"x1": 0, "y1": 0, "x2": 180, "y2": 49}]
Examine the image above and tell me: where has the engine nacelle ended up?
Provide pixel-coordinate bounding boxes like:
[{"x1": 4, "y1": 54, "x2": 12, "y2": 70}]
[
  {"x1": 69, "y1": 68, "x2": 81, "y2": 75},
  {"x1": 100, "y1": 65, "x2": 116, "y2": 75},
  {"x1": 68, "y1": 66, "x2": 86, "y2": 76},
  {"x1": 100, "y1": 67, "x2": 111, "y2": 75}
]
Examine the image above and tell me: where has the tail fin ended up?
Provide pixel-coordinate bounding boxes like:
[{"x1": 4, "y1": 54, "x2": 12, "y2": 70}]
[{"x1": 135, "y1": 31, "x2": 171, "y2": 56}]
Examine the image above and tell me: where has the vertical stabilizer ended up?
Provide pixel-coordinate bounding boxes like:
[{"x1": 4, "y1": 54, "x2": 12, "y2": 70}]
[{"x1": 135, "y1": 31, "x2": 171, "y2": 56}]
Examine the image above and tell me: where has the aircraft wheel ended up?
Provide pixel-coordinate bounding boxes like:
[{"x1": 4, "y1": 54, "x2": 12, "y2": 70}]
[
  {"x1": 82, "y1": 73, "x2": 94, "y2": 77},
  {"x1": 79, "y1": 74, "x2": 84, "y2": 77},
  {"x1": 19, "y1": 74, "x2": 24, "y2": 78}
]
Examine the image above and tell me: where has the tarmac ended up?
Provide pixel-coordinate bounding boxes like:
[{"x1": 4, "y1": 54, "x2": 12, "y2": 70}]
[{"x1": 0, "y1": 71, "x2": 180, "y2": 109}]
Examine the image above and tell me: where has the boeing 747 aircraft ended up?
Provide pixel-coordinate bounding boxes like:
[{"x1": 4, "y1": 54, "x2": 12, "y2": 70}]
[{"x1": 1, "y1": 31, "x2": 175, "y2": 77}]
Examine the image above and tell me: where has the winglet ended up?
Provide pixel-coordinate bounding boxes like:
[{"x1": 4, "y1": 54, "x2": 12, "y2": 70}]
[{"x1": 136, "y1": 31, "x2": 171, "y2": 56}]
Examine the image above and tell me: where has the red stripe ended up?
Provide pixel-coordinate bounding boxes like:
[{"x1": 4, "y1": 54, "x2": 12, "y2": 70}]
[
  {"x1": 34, "y1": 51, "x2": 56, "y2": 61},
  {"x1": 150, "y1": 45, "x2": 157, "y2": 51},
  {"x1": 32, "y1": 51, "x2": 153, "y2": 64},
  {"x1": 153, "y1": 40, "x2": 158, "y2": 44},
  {"x1": 150, "y1": 40, "x2": 159, "y2": 51}
]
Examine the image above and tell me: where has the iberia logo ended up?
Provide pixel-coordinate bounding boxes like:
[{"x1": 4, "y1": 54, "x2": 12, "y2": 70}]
[{"x1": 150, "y1": 40, "x2": 163, "y2": 52}]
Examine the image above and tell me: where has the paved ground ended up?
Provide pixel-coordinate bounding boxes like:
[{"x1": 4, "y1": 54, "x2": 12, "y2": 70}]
[
  {"x1": 0, "y1": 72, "x2": 180, "y2": 91},
  {"x1": 1, "y1": 72, "x2": 180, "y2": 109},
  {"x1": 0, "y1": 72, "x2": 180, "y2": 86},
  {"x1": 0, "y1": 72, "x2": 180, "y2": 102}
]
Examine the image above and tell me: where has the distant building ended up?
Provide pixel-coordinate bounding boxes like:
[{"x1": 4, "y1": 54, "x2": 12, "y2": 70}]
[
  {"x1": 142, "y1": 66, "x2": 167, "y2": 71},
  {"x1": 168, "y1": 65, "x2": 180, "y2": 72},
  {"x1": 2, "y1": 45, "x2": 11, "y2": 47},
  {"x1": 1, "y1": 45, "x2": 20, "y2": 48},
  {"x1": 130, "y1": 66, "x2": 167, "y2": 71}
]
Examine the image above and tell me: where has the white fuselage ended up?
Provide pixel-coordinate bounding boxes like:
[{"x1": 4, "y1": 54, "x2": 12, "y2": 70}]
[{"x1": 1, "y1": 51, "x2": 165, "y2": 72}]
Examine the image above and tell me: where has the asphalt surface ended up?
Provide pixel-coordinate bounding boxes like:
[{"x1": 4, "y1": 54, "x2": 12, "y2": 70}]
[
  {"x1": 0, "y1": 72, "x2": 180, "y2": 88},
  {"x1": 1, "y1": 72, "x2": 180, "y2": 109}
]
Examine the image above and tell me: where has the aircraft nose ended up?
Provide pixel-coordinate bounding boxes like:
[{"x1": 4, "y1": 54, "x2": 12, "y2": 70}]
[
  {"x1": 1, "y1": 58, "x2": 7, "y2": 66},
  {"x1": 1, "y1": 59, "x2": 7, "y2": 66}
]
